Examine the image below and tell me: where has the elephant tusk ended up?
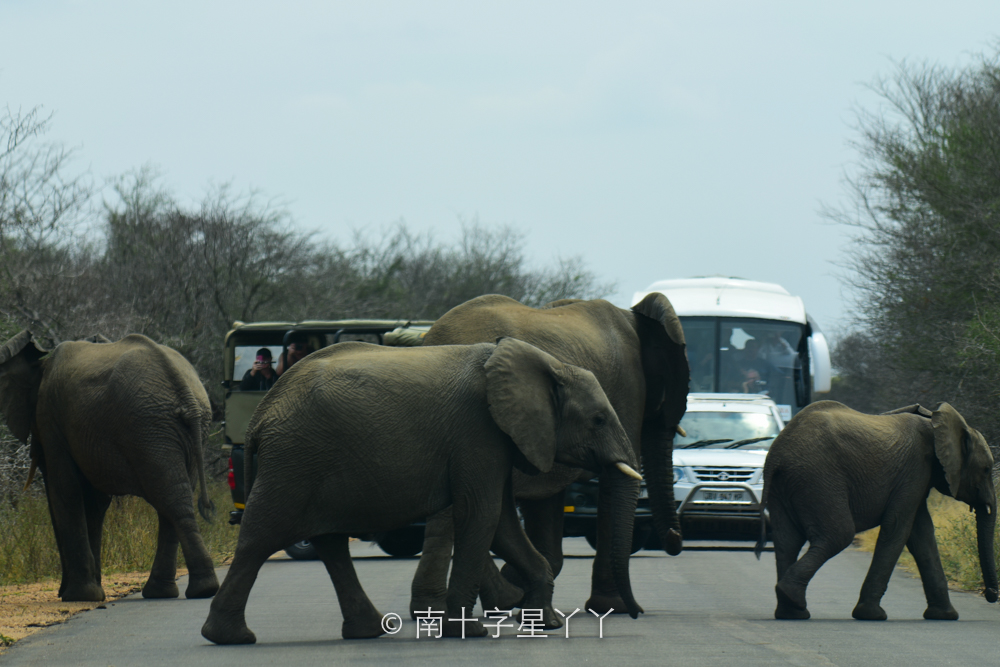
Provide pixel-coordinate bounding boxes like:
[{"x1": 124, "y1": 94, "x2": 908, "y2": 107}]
[
  {"x1": 676, "y1": 425, "x2": 687, "y2": 438},
  {"x1": 616, "y1": 462, "x2": 643, "y2": 481},
  {"x1": 23, "y1": 460, "x2": 37, "y2": 491}
]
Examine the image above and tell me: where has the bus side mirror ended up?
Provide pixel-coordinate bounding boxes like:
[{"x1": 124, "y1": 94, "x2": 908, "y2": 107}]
[{"x1": 809, "y1": 332, "x2": 832, "y2": 393}]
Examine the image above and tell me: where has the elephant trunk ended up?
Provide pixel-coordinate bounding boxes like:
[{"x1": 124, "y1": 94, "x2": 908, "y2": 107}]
[
  {"x1": 975, "y1": 503, "x2": 998, "y2": 603},
  {"x1": 605, "y1": 465, "x2": 642, "y2": 619},
  {"x1": 641, "y1": 419, "x2": 683, "y2": 556}
]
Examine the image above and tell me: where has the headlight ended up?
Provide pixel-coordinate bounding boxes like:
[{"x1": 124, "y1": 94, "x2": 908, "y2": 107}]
[{"x1": 673, "y1": 466, "x2": 686, "y2": 484}]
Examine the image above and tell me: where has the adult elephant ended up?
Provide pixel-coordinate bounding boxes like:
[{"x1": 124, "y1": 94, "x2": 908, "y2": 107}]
[
  {"x1": 0, "y1": 331, "x2": 219, "y2": 602},
  {"x1": 756, "y1": 401, "x2": 998, "y2": 620},
  {"x1": 202, "y1": 338, "x2": 642, "y2": 644},
  {"x1": 410, "y1": 293, "x2": 688, "y2": 616}
]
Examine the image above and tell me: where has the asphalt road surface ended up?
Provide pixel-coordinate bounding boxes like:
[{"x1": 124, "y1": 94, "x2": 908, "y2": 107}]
[{"x1": 3, "y1": 538, "x2": 998, "y2": 666}]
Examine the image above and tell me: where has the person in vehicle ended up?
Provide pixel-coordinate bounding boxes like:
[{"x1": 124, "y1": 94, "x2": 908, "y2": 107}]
[
  {"x1": 276, "y1": 336, "x2": 314, "y2": 376},
  {"x1": 240, "y1": 348, "x2": 278, "y2": 391}
]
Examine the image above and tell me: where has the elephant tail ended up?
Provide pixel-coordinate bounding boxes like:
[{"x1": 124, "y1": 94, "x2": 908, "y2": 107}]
[{"x1": 193, "y1": 413, "x2": 216, "y2": 523}]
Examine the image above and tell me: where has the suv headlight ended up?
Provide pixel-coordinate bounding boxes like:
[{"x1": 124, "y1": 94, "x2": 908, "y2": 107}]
[{"x1": 673, "y1": 466, "x2": 686, "y2": 484}]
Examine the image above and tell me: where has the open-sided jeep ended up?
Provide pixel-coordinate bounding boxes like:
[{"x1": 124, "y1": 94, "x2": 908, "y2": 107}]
[{"x1": 222, "y1": 319, "x2": 434, "y2": 559}]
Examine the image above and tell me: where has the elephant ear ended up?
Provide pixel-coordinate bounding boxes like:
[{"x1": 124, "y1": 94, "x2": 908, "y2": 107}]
[
  {"x1": 0, "y1": 330, "x2": 47, "y2": 443},
  {"x1": 932, "y1": 402, "x2": 970, "y2": 497},
  {"x1": 632, "y1": 292, "x2": 690, "y2": 425},
  {"x1": 485, "y1": 337, "x2": 565, "y2": 473}
]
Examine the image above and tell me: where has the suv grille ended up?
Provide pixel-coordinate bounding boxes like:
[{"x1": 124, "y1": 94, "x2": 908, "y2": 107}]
[{"x1": 691, "y1": 467, "x2": 756, "y2": 483}]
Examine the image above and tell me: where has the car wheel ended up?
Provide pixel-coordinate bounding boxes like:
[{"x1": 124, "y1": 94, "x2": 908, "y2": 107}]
[
  {"x1": 376, "y1": 526, "x2": 425, "y2": 557},
  {"x1": 584, "y1": 525, "x2": 650, "y2": 554},
  {"x1": 284, "y1": 540, "x2": 318, "y2": 560}
]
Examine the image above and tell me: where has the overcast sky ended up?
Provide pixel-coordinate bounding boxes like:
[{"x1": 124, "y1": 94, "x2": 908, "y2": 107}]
[{"x1": 3, "y1": 2, "x2": 998, "y2": 336}]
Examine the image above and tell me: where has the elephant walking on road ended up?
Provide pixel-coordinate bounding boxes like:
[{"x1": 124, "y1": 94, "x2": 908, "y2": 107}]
[
  {"x1": 410, "y1": 293, "x2": 689, "y2": 618},
  {"x1": 0, "y1": 331, "x2": 219, "y2": 602},
  {"x1": 756, "y1": 401, "x2": 998, "y2": 620},
  {"x1": 201, "y1": 338, "x2": 642, "y2": 645}
]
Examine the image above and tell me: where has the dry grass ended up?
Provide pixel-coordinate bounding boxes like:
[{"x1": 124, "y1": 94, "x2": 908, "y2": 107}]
[
  {"x1": 854, "y1": 490, "x2": 998, "y2": 592},
  {"x1": 0, "y1": 482, "x2": 239, "y2": 586}
]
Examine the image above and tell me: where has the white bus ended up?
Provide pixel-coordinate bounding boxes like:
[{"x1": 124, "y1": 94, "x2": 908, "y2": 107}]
[{"x1": 633, "y1": 276, "x2": 831, "y2": 419}]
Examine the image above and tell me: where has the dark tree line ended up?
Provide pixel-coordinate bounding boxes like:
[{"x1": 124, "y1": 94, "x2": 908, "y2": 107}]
[
  {"x1": 0, "y1": 106, "x2": 613, "y2": 488},
  {"x1": 826, "y1": 46, "x2": 1000, "y2": 445}
]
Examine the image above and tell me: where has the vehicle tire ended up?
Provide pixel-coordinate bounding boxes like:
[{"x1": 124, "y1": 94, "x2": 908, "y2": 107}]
[
  {"x1": 584, "y1": 525, "x2": 650, "y2": 555},
  {"x1": 376, "y1": 526, "x2": 425, "y2": 557},
  {"x1": 284, "y1": 540, "x2": 318, "y2": 560}
]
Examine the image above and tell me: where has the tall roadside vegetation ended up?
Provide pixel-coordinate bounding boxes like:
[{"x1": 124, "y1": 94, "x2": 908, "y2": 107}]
[{"x1": 826, "y1": 47, "x2": 1000, "y2": 446}]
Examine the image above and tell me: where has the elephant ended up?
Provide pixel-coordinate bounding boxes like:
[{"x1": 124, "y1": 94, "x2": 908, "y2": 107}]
[
  {"x1": 409, "y1": 293, "x2": 689, "y2": 618},
  {"x1": 0, "y1": 330, "x2": 219, "y2": 602},
  {"x1": 200, "y1": 338, "x2": 642, "y2": 645},
  {"x1": 755, "y1": 400, "x2": 999, "y2": 620}
]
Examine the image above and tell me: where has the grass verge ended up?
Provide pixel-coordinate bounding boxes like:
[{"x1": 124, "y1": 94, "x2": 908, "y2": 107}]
[{"x1": 0, "y1": 481, "x2": 239, "y2": 586}]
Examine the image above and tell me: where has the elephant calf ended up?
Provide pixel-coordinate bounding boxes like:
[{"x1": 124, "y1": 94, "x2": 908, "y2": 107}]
[
  {"x1": 0, "y1": 330, "x2": 219, "y2": 602},
  {"x1": 201, "y1": 338, "x2": 643, "y2": 645},
  {"x1": 756, "y1": 401, "x2": 998, "y2": 621}
]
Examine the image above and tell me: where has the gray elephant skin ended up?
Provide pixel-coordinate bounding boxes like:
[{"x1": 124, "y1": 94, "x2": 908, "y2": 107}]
[
  {"x1": 0, "y1": 331, "x2": 219, "y2": 602},
  {"x1": 755, "y1": 400, "x2": 998, "y2": 620},
  {"x1": 201, "y1": 338, "x2": 642, "y2": 645},
  {"x1": 410, "y1": 293, "x2": 688, "y2": 618}
]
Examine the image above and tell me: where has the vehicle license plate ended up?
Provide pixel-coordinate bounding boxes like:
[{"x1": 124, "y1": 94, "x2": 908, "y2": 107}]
[{"x1": 699, "y1": 490, "x2": 745, "y2": 502}]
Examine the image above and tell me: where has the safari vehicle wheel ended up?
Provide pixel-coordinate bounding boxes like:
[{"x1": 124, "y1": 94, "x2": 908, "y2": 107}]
[
  {"x1": 376, "y1": 526, "x2": 425, "y2": 557},
  {"x1": 284, "y1": 540, "x2": 318, "y2": 560},
  {"x1": 585, "y1": 523, "x2": 651, "y2": 555}
]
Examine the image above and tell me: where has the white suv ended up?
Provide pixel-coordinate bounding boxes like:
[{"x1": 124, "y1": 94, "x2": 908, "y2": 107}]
[{"x1": 672, "y1": 393, "x2": 785, "y2": 536}]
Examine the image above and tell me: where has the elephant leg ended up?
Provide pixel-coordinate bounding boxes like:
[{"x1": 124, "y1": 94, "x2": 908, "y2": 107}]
[
  {"x1": 149, "y1": 476, "x2": 219, "y2": 599},
  {"x1": 201, "y1": 502, "x2": 297, "y2": 645},
  {"x1": 142, "y1": 512, "x2": 181, "y2": 599},
  {"x1": 409, "y1": 507, "x2": 454, "y2": 619},
  {"x1": 769, "y1": 502, "x2": 810, "y2": 619},
  {"x1": 41, "y1": 457, "x2": 104, "y2": 602},
  {"x1": 905, "y1": 503, "x2": 957, "y2": 620},
  {"x1": 585, "y1": 472, "x2": 639, "y2": 615},
  {"x1": 311, "y1": 533, "x2": 385, "y2": 639},
  {"x1": 479, "y1": 559, "x2": 524, "y2": 611},
  {"x1": 443, "y1": 480, "x2": 506, "y2": 638},
  {"x1": 500, "y1": 493, "x2": 565, "y2": 589},
  {"x1": 488, "y1": 481, "x2": 561, "y2": 630},
  {"x1": 81, "y1": 483, "x2": 112, "y2": 588},
  {"x1": 853, "y1": 509, "x2": 917, "y2": 621}
]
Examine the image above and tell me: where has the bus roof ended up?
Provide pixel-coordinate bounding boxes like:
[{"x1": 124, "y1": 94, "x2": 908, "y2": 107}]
[{"x1": 632, "y1": 276, "x2": 807, "y2": 324}]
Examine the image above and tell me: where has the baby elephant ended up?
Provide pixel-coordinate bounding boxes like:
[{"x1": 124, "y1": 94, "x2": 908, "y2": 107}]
[
  {"x1": 202, "y1": 338, "x2": 642, "y2": 645},
  {"x1": 756, "y1": 400, "x2": 998, "y2": 621}
]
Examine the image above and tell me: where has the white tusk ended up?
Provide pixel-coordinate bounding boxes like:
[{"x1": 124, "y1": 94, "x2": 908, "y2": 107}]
[
  {"x1": 616, "y1": 462, "x2": 643, "y2": 481},
  {"x1": 676, "y1": 425, "x2": 687, "y2": 438}
]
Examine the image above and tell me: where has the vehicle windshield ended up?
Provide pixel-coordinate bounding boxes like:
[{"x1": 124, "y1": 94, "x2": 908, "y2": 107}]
[{"x1": 675, "y1": 411, "x2": 781, "y2": 450}]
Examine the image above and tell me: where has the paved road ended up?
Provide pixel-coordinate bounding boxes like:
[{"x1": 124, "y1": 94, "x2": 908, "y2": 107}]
[{"x1": 3, "y1": 538, "x2": 998, "y2": 666}]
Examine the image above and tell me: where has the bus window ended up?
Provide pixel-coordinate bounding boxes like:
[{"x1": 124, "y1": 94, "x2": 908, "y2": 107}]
[{"x1": 683, "y1": 319, "x2": 716, "y2": 393}]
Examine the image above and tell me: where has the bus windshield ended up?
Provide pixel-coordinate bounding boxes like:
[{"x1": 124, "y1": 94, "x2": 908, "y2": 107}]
[{"x1": 683, "y1": 317, "x2": 806, "y2": 411}]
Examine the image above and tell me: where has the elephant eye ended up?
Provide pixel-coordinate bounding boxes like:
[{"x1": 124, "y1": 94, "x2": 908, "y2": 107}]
[{"x1": 593, "y1": 414, "x2": 607, "y2": 428}]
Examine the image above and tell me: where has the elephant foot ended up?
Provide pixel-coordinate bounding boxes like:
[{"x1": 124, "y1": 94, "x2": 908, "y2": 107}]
[
  {"x1": 481, "y1": 578, "x2": 524, "y2": 611},
  {"x1": 516, "y1": 605, "x2": 562, "y2": 630},
  {"x1": 923, "y1": 605, "x2": 959, "y2": 621},
  {"x1": 443, "y1": 617, "x2": 487, "y2": 638},
  {"x1": 586, "y1": 592, "x2": 642, "y2": 616},
  {"x1": 142, "y1": 577, "x2": 180, "y2": 599},
  {"x1": 185, "y1": 573, "x2": 220, "y2": 599},
  {"x1": 665, "y1": 528, "x2": 683, "y2": 556},
  {"x1": 851, "y1": 601, "x2": 887, "y2": 621},
  {"x1": 409, "y1": 597, "x2": 446, "y2": 621},
  {"x1": 201, "y1": 616, "x2": 257, "y2": 645},
  {"x1": 342, "y1": 615, "x2": 387, "y2": 639},
  {"x1": 61, "y1": 582, "x2": 106, "y2": 602}
]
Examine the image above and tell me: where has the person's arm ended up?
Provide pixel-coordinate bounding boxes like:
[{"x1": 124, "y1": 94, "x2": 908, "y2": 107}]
[
  {"x1": 275, "y1": 350, "x2": 288, "y2": 376},
  {"x1": 238, "y1": 368, "x2": 256, "y2": 391}
]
